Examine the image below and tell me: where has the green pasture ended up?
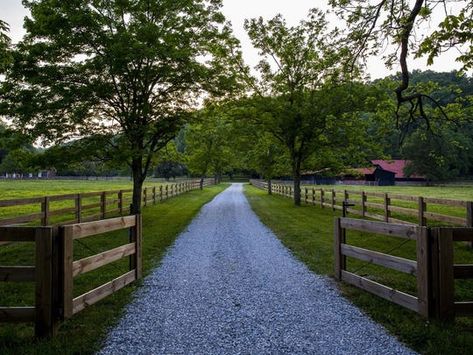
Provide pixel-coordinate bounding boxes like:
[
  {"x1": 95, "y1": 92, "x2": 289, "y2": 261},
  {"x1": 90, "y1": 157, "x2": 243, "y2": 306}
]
[
  {"x1": 0, "y1": 179, "x2": 186, "y2": 223},
  {"x1": 245, "y1": 185, "x2": 473, "y2": 355},
  {"x1": 0, "y1": 184, "x2": 227, "y2": 354}
]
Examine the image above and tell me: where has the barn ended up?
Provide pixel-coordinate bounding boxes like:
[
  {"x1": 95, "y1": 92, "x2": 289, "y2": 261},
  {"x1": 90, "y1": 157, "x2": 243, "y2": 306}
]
[{"x1": 348, "y1": 160, "x2": 425, "y2": 186}]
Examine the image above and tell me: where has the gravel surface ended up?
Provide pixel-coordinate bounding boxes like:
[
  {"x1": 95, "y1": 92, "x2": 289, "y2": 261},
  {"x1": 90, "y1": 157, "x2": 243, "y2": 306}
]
[{"x1": 99, "y1": 183, "x2": 415, "y2": 355}]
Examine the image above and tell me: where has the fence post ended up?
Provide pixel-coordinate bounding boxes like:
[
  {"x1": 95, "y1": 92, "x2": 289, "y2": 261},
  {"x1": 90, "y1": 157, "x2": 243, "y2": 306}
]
[
  {"x1": 434, "y1": 228, "x2": 455, "y2": 321},
  {"x1": 100, "y1": 192, "x2": 106, "y2": 219},
  {"x1": 418, "y1": 197, "x2": 426, "y2": 226},
  {"x1": 331, "y1": 189, "x2": 336, "y2": 211},
  {"x1": 59, "y1": 225, "x2": 73, "y2": 320},
  {"x1": 35, "y1": 227, "x2": 58, "y2": 337},
  {"x1": 160, "y1": 186, "x2": 163, "y2": 201},
  {"x1": 153, "y1": 187, "x2": 156, "y2": 204},
  {"x1": 305, "y1": 188, "x2": 308, "y2": 204},
  {"x1": 416, "y1": 227, "x2": 431, "y2": 317},
  {"x1": 166, "y1": 185, "x2": 169, "y2": 199},
  {"x1": 143, "y1": 188, "x2": 147, "y2": 207},
  {"x1": 130, "y1": 214, "x2": 143, "y2": 280},
  {"x1": 384, "y1": 193, "x2": 390, "y2": 223},
  {"x1": 467, "y1": 202, "x2": 473, "y2": 247},
  {"x1": 75, "y1": 194, "x2": 82, "y2": 223},
  {"x1": 361, "y1": 191, "x2": 366, "y2": 217},
  {"x1": 118, "y1": 190, "x2": 123, "y2": 215},
  {"x1": 320, "y1": 189, "x2": 324, "y2": 208},
  {"x1": 334, "y1": 218, "x2": 345, "y2": 281},
  {"x1": 41, "y1": 197, "x2": 50, "y2": 226}
]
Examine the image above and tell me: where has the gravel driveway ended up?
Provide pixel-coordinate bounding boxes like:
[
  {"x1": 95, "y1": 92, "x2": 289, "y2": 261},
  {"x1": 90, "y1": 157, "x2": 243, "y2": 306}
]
[{"x1": 99, "y1": 183, "x2": 415, "y2": 354}]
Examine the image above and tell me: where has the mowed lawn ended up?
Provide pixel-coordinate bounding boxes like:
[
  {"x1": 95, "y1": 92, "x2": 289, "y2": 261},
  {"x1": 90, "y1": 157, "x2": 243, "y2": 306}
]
[
  {"x1": 314, "y1": 184, "x2": 473, "y2": 200},
  {"x1": 245, "y1": 184, "x2": 473, "y2": 355},
  {"x1": 0, "y1": 183, "x2": 227, "y2": 355}
]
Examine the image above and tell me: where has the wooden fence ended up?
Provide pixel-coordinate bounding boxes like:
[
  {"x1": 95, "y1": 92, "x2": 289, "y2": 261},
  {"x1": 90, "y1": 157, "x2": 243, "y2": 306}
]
[
  {"x1": 0, "y1": 215, "x2": 142, "y2": 337},
  {"x1": 249, "y1": 179, "x2": 473, "y2": 228},
  {"x1": 0, "y1": 178, "x2": 214, "y2": 228},
  {"x1": 334, "y1": 218, "x2": 473, "y2": 320}
]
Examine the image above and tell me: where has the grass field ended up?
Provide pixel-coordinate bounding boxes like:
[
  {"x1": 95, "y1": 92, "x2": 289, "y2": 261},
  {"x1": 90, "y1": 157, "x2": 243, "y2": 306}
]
[
  {"x1": 0, "y1": 183, "x2": 227, "y2": 355},
  {"x1": 0, "y1": 179, "x2": 191, "y2": 223},
  {"x1": 245, "y1": 185, "x2": 473, "y2": 355},
  {"x1": 310, "y1": 184, "x2": 473, "y2": 200}
]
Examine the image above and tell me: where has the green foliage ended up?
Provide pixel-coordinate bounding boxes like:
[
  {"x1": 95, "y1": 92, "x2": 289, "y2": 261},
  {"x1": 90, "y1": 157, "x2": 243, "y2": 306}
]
[
  {"x1": 0, "y1": 148, "x2": 36, "y2": 175},
  {"x1": 1, "y1": 0, "x2": 244, "y2": 211},
  {"x1": 0, "y1": 19, "x2": 11, "y2": 73}
]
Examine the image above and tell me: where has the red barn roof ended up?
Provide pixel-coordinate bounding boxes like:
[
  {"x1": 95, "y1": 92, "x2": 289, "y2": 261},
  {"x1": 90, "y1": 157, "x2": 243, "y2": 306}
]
[{"x1": 370, "y1": 160, "x2": 421, "y2": 178}]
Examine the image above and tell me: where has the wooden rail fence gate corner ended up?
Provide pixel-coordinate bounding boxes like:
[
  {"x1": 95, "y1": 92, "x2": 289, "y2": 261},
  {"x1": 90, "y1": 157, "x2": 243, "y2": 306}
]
[
  {"x1": 334, "y1": 217, "x2": 473, "y2": 320},
  {"x1": 0, "y1": 215, "x2": 142, "y2": 338}
]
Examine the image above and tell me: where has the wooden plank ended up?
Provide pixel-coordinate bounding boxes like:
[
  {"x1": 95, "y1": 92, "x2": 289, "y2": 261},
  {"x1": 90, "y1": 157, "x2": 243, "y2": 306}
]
[
  {"x1": 0, "y1": 197, "x2": 43, "y2": 207},
  {"x1": 0, "y1": 266, "x2": 35, "y2": 282},
  {"x1": 437, "y1": 228, "x2": 455, "y2": 321},
  {"x1": 41, "y1": 197, "x2": 50, "y2": 226},
  {"x1": 388, "y1": 205, "x2": 418, "y2": 217},
  {"x1": 60, "y1": 226, "x2": 74, "y2": 319},
  {"x1": 341, "y1": 244, "x2": 417, "y2": 275},
  {"x1": 80, "y1": 191, "x2": 103, "y2": 198},
  {"x1": 48, "y1": 193, "x2": 78, "y2": 202},
  {"x1": 81, "y1": 202, "x2": 102, "y2": 210},
  {"x1": 365, "y1": 191, "x2": 386, "y2": 198},
  {"x1": 75, "y1": 194, "x2": 82, "y2": 223},
  {"x1": 72, "y1": 243, "x2": 136, "y2": 277},
  {"x1": 389, "y1": 193, "x2": 419, "y2": 202},
  {"x1": 384, "y1": 193, "x2": 390, "y2": 223},
  {"x1": 451, "y1": 228, "x2": 473, "y2": 241},
  {"x1": 48, "y1": 207, "x2": 78, "y2": 217},
  {"x1": 0, "y1": 213, "x2": 43, "y2": 226},
  {"x1": 453, "y1": 264, "x2": 473, "y2": 279},
  {"x1": 35, "y1": 227, "x2": 57, "y2": 337},
  {"x1": 418, "y1": 197, "x2": 426, "y2": 226},
  {"x1": 416, "y1": 227, "x2": 430, "y2": 317},
  {"x1": 341, "y1": 270, "x2": 419, "y2": 313},
  {"x1": 333, "y1": 218, "x2": 344, "y2": 280},
  {"x1": 72, "y1": 270, "x2": 136, "y2": 314},
  {"x1": 423, "y1": 197, "x2": 466, "y2": 207},
  {"x1": 388, "y1": 217, "x2": 416, "y2": 225},
  {"x1": 135, "y1": 214, "x2": 142, "y2": 279},
  {"x1": 339, "y1": 218, "x2": 419, "y2": 239},
  {"x1": 454, "y1": 302, "x2": 473, "y2": 316},
  {"x1": 0, "y1": 307, "x2": 35, "y2": 322},
  {"x1": 346, "y1": 208, "x2": 363, "y2": 216},
  {"x1": 79, "y1": 214, "x2": 101, "y2": 223},
  {"x1": 0, "y1": 227, "x2": 37, "y2": 242},
  {"x1": 365, "y1": 202, "x2": 385, "y2": 209},
  {"x1": 70, "y1": 215, "x2": 136, "y2": 239},
  {"x1": 424, "y1": 212, "x2": 466, "y2": 226}
]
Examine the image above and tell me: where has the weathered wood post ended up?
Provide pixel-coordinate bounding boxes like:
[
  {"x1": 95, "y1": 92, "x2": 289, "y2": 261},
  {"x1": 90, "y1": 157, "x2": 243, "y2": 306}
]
[
  {"x1": 331, "y1": 189, "x2": 336, "y2": 211},
  {"x1": 467, "y1": 202, "x2": 473, "y2": 247},
  {"x1": 333, "y1": 218, "x2": 345, "y2": 281},
  {"x1": 35, "y1": 227, "x2": 58, "y2": 337},
  {"x1": 153, "y1": 187, "x2": 156, "y2": 204},
  {"x1": 75, "y1": 194, "x2": 82, "y2": 223},
  {"x1": 143, "y1": 188, "x2": 147, "y2": 207},
  {"x1": 41, "y1": 197, "x2": 50, "y2": 226},
  {"x1": 320, "y1": 189, "x2": 324, "y2": 208},
  {"x1": 361, "y1": 191, "x2": 366, "y2": 217},
  {"x1": 100, "y1": 192, "x2": 106, "y2": 219},
  {"x1": 416, "y1": 227, "x2": 430, "y2": 317},
  {"x1": 160, "y1": 186, "x2": 163, "y2": 201},
  {"x1": 384, "y1": 193, "x2": 390, "y2": 223},
  {"x1": 312, "y1": 187, "x2": 315, "y2": 205},
  {"x1": 118, "y1": 190, "x2": 123, "y2": 215},
  {"x1": 418, "y1": 197, "x2": 426, "y2": 226}
]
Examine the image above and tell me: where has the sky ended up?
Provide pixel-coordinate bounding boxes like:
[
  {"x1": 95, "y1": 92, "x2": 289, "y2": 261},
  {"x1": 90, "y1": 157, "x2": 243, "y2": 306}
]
[{"x1": 0, "y1": 0, "x2": 469, "y2": 79}]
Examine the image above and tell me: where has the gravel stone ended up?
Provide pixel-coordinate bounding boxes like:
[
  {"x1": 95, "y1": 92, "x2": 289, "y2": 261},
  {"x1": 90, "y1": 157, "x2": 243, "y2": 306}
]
[{"x1": 99, "y1": 183, "x2": 415, "y2": 355}]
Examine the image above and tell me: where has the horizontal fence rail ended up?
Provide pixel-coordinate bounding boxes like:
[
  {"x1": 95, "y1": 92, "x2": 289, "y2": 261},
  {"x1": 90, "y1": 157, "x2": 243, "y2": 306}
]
[
  {"x1": 334, "y1": 217, "x2": 473, "y2": 320},
  {"x1": 0, "y1": 178, "x2": 215, "y2": 231},
  {"x1": 250, "y1": 179, "x2": 473, "y2": 228},
  {"x1": 0, "y1": 215, "x2": 143, "y2": 338},
  {"x1": 334, "y1": 218, "x2": 430, "y2": 317}
]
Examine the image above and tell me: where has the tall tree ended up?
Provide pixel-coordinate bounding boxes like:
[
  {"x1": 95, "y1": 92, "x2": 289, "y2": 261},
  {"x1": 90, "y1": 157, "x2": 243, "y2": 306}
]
[
  {"x1": 0, "y1": 19, "x2": 11, "y2": 73},
  {"x1": 244, "y1": 10, "x2": 373, "y2": 205},
  {"x1": 330, "y1": 0, "x2": 472, "y2": 128},
  {"x1": 2, "y1": 0, "x2": 243, "y2": 213}
]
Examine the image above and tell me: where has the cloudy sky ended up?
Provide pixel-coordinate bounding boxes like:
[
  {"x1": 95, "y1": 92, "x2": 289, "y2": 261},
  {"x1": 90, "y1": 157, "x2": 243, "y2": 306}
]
[{"x1": 0, "y1": 0, "x2": 468, "y2": 79}]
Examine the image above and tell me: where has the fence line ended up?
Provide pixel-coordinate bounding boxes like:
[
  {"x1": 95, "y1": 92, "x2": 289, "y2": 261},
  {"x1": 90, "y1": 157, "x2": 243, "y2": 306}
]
[
  {"x1": 0, "y1": 215, "x2": 142, "y2": 337},
  {"x1": 249, "y1": 179, "x2": 473, "y2": 228},
  {"x1": 335, "y1": 218, "x2": 473, "y2": 320},
  {"x1": 0, "y1": 178, "x2": 215, "y2": 229}
]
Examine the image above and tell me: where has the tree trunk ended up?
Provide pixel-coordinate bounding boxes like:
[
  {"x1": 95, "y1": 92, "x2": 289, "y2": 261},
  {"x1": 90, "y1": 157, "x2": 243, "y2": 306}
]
[
  {"x1": 130, "y1": 157, "x2": 145, "y2": 214},
  {"x1": 267, "y1": 179, "x2": 272, "y2": 195},
  {"x1": 293, "y1": 161, "x2": 301, "y2": 206},
  {"x1": 199, "y1": 176, "x2": 204, "y2": 190}
]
